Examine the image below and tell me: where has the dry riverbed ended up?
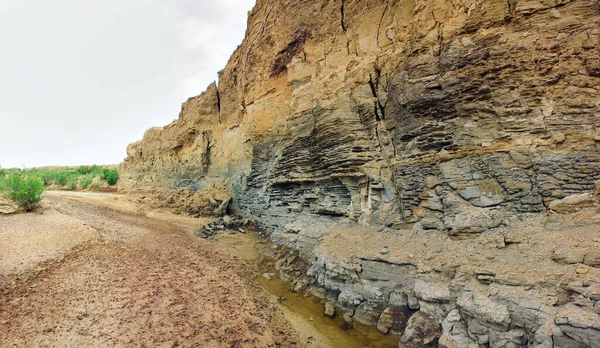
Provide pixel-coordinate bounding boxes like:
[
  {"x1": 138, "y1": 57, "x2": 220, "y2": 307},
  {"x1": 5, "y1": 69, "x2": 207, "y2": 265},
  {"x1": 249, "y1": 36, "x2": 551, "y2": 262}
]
[{"x1": 0, "y1": 191, "x2": 337, "y2": 347}]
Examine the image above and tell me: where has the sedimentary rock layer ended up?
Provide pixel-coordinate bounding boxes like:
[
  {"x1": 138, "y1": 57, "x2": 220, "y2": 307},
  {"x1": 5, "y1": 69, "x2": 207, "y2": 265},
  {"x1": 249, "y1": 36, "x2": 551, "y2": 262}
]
[{"x1": 122, "y1": 1, "x2": 600, "y2": 346}]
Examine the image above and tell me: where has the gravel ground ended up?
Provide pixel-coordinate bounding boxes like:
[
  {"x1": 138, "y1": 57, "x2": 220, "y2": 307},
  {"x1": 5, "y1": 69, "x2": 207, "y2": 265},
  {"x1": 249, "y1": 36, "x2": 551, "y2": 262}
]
[{"x1": 0, "y1": 192, "x2": 301, "y2": 347}]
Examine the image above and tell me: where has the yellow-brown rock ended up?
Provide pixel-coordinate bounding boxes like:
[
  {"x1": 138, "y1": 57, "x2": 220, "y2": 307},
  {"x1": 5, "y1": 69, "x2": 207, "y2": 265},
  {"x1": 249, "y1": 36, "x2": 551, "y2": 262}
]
[{"x1": 121, "y1": 1, "x2": 600, "y2": 346}]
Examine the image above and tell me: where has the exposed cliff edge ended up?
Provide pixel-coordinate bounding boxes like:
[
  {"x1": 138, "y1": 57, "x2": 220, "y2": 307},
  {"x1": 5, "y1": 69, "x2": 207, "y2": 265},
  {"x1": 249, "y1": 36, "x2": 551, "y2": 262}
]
[{"x1": 121, "y1": 1, "x2": 600, "y2": 347}]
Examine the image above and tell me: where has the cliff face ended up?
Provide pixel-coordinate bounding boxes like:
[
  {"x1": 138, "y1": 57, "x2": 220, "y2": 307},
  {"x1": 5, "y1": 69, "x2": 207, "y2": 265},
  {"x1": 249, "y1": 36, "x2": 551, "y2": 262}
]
[{"x1": 122, "y1": 1, "x2": 600, "y2": 346}]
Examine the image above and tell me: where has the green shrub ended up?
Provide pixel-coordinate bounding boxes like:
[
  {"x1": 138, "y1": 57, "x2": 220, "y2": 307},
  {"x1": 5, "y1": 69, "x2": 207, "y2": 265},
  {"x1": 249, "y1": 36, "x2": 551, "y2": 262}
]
[
  {"x1": 103, "y1": 168, "x2": 119, "y2": 186},
  {"x1": 54, "y1": 170, "x2": 70, "y2": 186},
  {"x1": 66, "y1": 176, "x2": 78, "y2": 190},
  {"x1": 77, "y1": 165, "x2": 93, "y2": 175},
  {"x1": 16, "y1": 166, "x2": 118, "y2": 190},
  {"x1": 1, "y1": 172, "x2": 45, "y2": 211},
  {"x1": 80, "y1": 175, "x2": 94, "y2": 189}
]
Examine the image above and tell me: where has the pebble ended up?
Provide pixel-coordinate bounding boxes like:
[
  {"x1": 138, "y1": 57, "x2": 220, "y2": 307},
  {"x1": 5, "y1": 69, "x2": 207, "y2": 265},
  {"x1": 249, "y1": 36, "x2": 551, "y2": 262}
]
[
  {"x1": 262, "y1": 273, "x2": 276, "y2": 280},
  {"x1": 324, "y1": 302, "x2": 335, "y2": 317},
  {"x1": 342, "y1": 312, "x2": 353, "y2": 329},
  {"x1": 380, "y1": 246, "x2": 389, "y2": 255}
]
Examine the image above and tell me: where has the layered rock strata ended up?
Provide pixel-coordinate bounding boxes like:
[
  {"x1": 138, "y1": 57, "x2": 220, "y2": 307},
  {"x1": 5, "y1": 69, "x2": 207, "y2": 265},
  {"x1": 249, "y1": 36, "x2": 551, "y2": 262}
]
[{"x1": 122, "y1": 0, "x2": 600, "y2": 346}]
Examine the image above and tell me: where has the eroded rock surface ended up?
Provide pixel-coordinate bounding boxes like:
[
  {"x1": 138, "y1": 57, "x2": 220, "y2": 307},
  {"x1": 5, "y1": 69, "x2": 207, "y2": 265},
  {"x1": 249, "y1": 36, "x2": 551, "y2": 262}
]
[
  {"x1": 0, "y1": 196, "x2": 17, "y2": 215},
  {"x1": 122, "y1": 0, "x2": 600, "y2": 346}
]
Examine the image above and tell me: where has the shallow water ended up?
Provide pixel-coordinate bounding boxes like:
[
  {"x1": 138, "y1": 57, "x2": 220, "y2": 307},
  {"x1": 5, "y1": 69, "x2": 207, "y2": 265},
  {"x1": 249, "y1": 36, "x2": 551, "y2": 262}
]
[{"x1": 255, "y1": 255, "x2": 400, "y2": 348}]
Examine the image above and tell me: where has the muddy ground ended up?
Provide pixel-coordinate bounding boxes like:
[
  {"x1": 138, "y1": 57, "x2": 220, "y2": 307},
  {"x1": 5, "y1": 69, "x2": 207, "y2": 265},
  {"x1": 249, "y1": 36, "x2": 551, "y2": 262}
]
[{"x1": 0, "y1": 191, "x2": 336, "y2": 347}]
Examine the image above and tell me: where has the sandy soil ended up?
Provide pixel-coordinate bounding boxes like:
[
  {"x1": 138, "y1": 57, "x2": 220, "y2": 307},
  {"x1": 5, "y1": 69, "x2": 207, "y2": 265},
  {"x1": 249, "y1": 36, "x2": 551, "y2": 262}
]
[
  {"x1": 0, "y1": 191, "x2": 304, "y2": 347},
  {"x1": 0, "y1": 206, "x2": 98, "y2": 286}
]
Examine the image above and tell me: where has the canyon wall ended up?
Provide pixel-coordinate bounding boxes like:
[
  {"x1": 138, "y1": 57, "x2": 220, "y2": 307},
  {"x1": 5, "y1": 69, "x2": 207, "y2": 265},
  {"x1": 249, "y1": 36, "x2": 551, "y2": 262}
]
[{"x1": 122, "y1": 1, "x2": 600, "y2": 347}]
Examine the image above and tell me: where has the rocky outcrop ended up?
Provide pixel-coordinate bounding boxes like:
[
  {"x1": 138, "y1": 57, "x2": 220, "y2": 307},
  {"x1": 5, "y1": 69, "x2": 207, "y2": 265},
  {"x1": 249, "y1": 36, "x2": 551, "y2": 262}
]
[
  {"x1": 0, "y1": 196, "x2": 17, "y2": 215},
  {"x1": 122, "y1": 0, "x2": 600, "y2": 346}
]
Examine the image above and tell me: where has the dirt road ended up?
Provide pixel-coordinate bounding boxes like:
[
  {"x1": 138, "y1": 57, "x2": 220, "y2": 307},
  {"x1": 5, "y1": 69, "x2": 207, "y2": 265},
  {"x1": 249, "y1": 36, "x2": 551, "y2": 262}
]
[{"x1": 0, "y1": 191, "x2": 302, "y2": 347}]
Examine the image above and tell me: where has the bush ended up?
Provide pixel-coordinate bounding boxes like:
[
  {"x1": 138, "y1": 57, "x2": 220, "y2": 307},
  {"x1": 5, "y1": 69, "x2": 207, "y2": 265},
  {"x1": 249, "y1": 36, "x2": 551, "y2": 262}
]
[
  {"x1": 77, "y1": 165, "x2": 93, "y2": 175},
  {"x1": 54, "y1": 170, "x2": 70, "y2": 186},
  {"x1": 102, "y1": 168, "x2": 119, "y2": 186},
  {"x1": 1, "y1": 172, "x2": 45, "y2": 211},
  {"x1": 19, "y1": 166, "x2": 118, "y2": 190},
  {"x1": 80, "y1": 175, "x2": 94, "y2": 189},
  {"x1": 66, "y1": 176, "x2": 78, "y2": 190}
]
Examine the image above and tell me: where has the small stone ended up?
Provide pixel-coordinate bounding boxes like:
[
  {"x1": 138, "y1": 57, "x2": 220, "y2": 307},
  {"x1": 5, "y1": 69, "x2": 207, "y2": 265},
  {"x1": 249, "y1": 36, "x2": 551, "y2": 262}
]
[
  {"x1": 343, "y1": 312, "x2": 353, "y2": 329},
  {"x1": 262, "y1": 273, "x2": 275, "y2": 280},
  {"x1": 292, "y1": 280, "x2": 306, "y2": 293},
  {"x1": 324, "y1": 302, "x2": 335, "y2": 317},
  {"x1": 497, "y1": 236, "x2": 506, "y2": 249},
  {"x1": 576, "y1": 268, "x2": 589, "y2": 275},
  {"x1": 380, "y1": 246, "x2": 390, "y2": 255},
  {"x1": 407, "y1": 294, "x2": 420, "y2": 310}
]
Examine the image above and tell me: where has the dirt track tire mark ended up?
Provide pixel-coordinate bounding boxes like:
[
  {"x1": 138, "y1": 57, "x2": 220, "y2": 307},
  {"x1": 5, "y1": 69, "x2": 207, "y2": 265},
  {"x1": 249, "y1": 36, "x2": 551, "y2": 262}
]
[{"x1": 0, "y1": 194, "x2": 300, "y2": 347}]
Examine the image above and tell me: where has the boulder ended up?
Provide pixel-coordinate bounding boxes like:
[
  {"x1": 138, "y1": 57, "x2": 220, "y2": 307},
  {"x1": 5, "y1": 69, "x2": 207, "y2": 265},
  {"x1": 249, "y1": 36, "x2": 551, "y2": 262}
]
[
  {"x1": 400, "y1": 311, "x2": 440, "y2": 347},
  {"x1": 354, "y1": 300, "x2": 387, "y2": 326},
  {"x1": 324, "y1": 302, "x2": 335, "y2": 318},
  {"x1": 376, "y1": 306, "x2": 410, "y2": 334}
]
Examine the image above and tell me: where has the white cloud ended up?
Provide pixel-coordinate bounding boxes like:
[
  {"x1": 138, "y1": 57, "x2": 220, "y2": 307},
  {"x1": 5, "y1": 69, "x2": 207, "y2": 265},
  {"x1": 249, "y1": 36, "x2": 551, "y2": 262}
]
[
  {"x1": 0, "y1": 0, "x2": 255, "y2": 168},
  {"x1": 168, "y1": 0, "x2": 251, "y2": 98}
]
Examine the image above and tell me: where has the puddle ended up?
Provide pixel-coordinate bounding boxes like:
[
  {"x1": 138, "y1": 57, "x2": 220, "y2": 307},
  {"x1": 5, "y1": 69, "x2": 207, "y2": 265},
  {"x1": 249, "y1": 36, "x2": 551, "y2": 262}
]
[{"x1": 254, "y1": 254, "x2": 400, "y2": 348}]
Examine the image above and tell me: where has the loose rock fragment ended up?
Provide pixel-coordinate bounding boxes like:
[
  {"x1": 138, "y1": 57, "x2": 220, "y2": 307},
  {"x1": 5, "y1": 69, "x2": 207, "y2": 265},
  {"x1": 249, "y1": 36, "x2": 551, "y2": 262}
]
[
  {"x1": 324, "y1": 302, "x2": 335, "y2": 318},
  {"x1": 401, "y1": 312, "x2": 440, "y2": 347}
]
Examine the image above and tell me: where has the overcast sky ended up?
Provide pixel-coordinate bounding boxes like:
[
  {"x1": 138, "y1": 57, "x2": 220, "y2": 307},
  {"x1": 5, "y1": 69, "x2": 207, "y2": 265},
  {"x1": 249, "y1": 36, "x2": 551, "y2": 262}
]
[{"x1": 0, "y1": 0, "x2": 254, "y2": 168}]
